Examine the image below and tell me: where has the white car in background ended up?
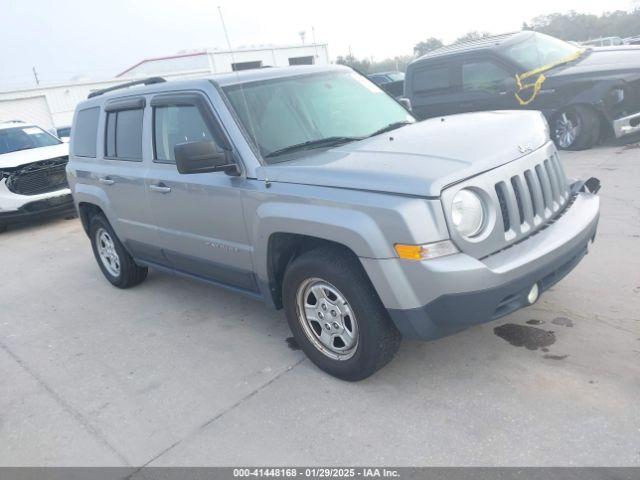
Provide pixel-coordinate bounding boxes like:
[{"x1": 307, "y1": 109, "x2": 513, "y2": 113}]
[{"x1": 0, "y1": 121, "x2": 73, "y2": 232}]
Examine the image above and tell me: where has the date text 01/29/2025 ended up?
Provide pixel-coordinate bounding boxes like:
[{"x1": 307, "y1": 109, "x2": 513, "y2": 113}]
[{"x1": 232, "y1": 468, "x2": 400, "y2": 478}]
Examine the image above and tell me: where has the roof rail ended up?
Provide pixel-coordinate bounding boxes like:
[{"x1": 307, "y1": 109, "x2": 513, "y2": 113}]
[{"x1": 87, "y1": 77, "x2": 166, "y2": 99}]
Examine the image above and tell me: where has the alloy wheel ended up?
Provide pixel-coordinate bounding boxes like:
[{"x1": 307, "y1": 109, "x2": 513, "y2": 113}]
[
  {"x1": 96, "y1": 228, "x2": 121, "y2": 277},
  {"x1": 555, "y1": 111, "x2": 581, "y2": 148}
]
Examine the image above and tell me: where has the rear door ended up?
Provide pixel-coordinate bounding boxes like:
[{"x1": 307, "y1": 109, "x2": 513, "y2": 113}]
[
  {"x1": 145, "y1": 91, "x2": 257, "y2": 293},
  {"x1": 455, "y1": 56, "x2": 519, "y2": 112},
  {"x1": 98, "y1": 97, "x2": 159, "y2": 261}
]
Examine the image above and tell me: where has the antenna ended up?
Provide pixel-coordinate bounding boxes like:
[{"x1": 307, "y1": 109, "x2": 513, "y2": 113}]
[
  {"x1": 312, "y1": 26, "x2": 319, "y2": 61},
  {"x1": 217, "y1": 6, "x2": 233, "y2": 57},
  {"x1": 216, "y1": 5, "x2": 261, "y2": 161}
]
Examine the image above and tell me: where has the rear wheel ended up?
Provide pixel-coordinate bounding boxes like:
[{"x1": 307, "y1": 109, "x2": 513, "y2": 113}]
[
  {"x1": 282, "y1": 246, "x2": 401, "y2": 381},
  {"x1": 89, "y1": 214, "x2": 147, "y2": 288},
  {"x1": 552, "y1": 105, "x2": 600, "y2": 151}
]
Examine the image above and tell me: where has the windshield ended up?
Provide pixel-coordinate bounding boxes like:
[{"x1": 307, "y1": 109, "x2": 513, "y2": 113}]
[
  {"x1": 223, "y1": 71, "x2": 414, "y2": 162},
  {"x1": 502, "y1": 32, "x2": 585, "y2": 72},
  {"x1": 0, "y1": 126, "x2": 61, "y2": 155}
]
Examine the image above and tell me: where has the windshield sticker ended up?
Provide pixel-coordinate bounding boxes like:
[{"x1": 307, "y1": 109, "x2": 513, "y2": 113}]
[{"x1": 23, "y1": 127, "x2": 42, "y2": 135}]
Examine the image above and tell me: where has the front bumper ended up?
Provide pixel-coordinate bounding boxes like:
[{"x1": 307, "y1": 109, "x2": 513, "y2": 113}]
[
  {"x1": 0, "y1": 176, "x2": 74, "y2": 227},
  {"x1": 613, "y1": 111, "x2": 640, "y2": 138},
  {"x1": 0, "y1": 193, "x2": 74, "y2": 227},
  {"x1": 361, "y1": 190, "x2": 600, "y2": 340}
]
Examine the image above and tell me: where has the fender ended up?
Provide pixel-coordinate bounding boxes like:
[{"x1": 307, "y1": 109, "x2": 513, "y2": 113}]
[
  {"x1": 251, "y1": 201, "x2": 394, "y2": 286},
  {"x1": 69, "y1": 181, "x2": 115, "y2": 229},
  {"x1": 540, "y1": 77, "x2": 628, "y2": 120}
]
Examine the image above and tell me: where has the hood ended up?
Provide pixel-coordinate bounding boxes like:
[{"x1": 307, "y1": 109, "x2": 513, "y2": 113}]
[
  {"x1": 0, "y1": 143, "x2": 69, "y2": 169},
  {"x1": 547, "y1": 46, "x2": 640, "y2": 78},
  {"x1": 257, "y1": 111, "x2": 549, "y2": 197}
]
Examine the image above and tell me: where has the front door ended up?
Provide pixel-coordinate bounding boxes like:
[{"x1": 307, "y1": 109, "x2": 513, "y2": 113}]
[
  {"x1": 145, "y1": 92, "x2": 257, "y2": 293},
  {"x1": 455, "y1": 58, "x2": 519, "y2": 113}
]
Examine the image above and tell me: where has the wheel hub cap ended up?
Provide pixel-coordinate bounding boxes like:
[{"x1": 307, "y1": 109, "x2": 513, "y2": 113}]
[
  {"x1": 96, "y1": 228, "x2": 121, "y2": 277},
  {"x1": 296, "y1": 278, "x2": 359, "y2": 360}
]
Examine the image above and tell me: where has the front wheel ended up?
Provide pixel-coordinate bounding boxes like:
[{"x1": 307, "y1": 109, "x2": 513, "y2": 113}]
[
  {"x1": 282, "y1": 246, "x2": 401, "y2": 381},
  {"x1": 552, "y1": 105, "x2": 600, "y2": 151}
]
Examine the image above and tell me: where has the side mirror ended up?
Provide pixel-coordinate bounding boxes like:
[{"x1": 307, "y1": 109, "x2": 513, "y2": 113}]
[
  {"x1": 174, "y1": 140, "x2": 238, "y2": 175},
  {"x1": 398, "y1": 97, "x2": 412, "y2": 111}
]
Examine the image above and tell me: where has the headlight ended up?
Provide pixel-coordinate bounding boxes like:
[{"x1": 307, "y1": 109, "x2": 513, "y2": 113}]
[{"x1": 451, "y1": 189, "x2": 485, "y2": 237}]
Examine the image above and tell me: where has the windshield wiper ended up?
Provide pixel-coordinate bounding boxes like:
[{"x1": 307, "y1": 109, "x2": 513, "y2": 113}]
[
  {"x1": 368, "y1": 121, "x2": 413, "y2": 137},
  {"x1": 264, "y1": 136, "x2": 362, "y2": 158}
]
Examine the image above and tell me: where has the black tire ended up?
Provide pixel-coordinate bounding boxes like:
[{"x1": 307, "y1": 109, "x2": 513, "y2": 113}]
[
  {"x1": 282, "y1": 246, "x2": 401, "y2": 381},
  {"x1": 552, "y1": 105, "x2": 600, "y2": 151},
  {"x1": 89, "y1": 214, "x2": 147, "y2": 289}
]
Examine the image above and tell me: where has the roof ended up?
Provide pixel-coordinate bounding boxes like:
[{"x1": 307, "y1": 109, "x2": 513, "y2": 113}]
[
  {"x1": 412, "y1": 31, "x2": 529, "y2": 63},
  {"x1": 211, "y1": 64, "x2": 348, "y2": 87},
  {"x1": 0, "y1": 120, "x2": 32, "y2": 130},
  {"x1": 78, "y1": 65, "x2": 350, "y2": 104}
]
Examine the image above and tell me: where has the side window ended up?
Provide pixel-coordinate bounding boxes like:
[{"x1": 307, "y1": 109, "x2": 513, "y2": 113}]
[
  {"x1": 104, "y1": 108, "x2": 143, "y2": 160},
  {"x1": 288, "y1": 56, "x2": 314, "y2": 66},
  {"x1": 462, "y1": 61, "x2": 511, "y2": 94},
  {"x1": 231, "y1": 61, "x2": 262, "y2": 71},
  {"x1": 73, "y1": 107, "x2": 100, "y2": 157},
  {"x1": 153, "y1": 105, "x2": 214, "y2": 163},
  {"x1": 412, "y1": 64, "x2": 452, "y2": 94}
]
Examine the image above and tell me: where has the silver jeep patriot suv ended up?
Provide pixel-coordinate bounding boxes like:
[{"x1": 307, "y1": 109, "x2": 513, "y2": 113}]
[{"x1": 67, "y1": 65, "x2": 600, "y2": 380}]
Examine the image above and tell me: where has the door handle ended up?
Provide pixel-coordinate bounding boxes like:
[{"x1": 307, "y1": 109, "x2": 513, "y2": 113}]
[
  {"x1": 149, "y1": 183, "x2": 171, "y2": 194},
  {"x1": 98, "y1": 177, "x2": 115, "y2": 185}
]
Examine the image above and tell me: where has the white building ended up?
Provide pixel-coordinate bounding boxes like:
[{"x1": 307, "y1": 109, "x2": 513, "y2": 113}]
[{"x1": 0, "y1": 43, "x2": 329, "y2": 130}]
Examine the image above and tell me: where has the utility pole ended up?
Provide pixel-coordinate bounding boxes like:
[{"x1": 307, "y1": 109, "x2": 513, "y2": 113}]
[
  {"x1": 312, "y1": 26, "x2": 319, "y2": 61},
  {"x1": 32, "y1": 67, "x2": 40, "y2": 86}
]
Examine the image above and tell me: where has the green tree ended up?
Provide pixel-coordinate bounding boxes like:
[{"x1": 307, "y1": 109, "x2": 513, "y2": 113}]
[
  {"x1": 454, "y1": 31, "x2": 491, "y2": 44},
  {"x1": 529, "y1": 9, "x2": 640, "y2": 41},
  {"x1": 335, "y1": 54, "x2": 371, "y2": 74},
  {"x1": 368, "y1": 56, "x2": 415, "y2": 73},
  {"x1": 413, "y1": 37, "x2": 444, "y2": 57}
]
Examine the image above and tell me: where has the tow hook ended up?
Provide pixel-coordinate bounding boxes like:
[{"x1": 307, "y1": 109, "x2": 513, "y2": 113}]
[{"x1": 571, "y1": 177, "x2": 601, "y2": 195}]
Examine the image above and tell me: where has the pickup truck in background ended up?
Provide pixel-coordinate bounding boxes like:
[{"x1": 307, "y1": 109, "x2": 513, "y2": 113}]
[{"x1": 403, "y1": 31, "x2": 640, "y2": 150}]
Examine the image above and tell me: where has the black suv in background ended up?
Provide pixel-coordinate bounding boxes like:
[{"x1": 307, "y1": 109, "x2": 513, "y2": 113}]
[{"x1": 404, "y1": 31, "x2": 640, "y2": 150}]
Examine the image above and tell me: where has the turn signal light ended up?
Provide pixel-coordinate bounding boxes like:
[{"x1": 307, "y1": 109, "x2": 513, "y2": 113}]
[{"x1": 394, "y1": 240, "x2": 458, "y2": 261}]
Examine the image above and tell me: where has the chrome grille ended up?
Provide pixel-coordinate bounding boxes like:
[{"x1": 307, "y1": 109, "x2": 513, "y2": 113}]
[
  {"x1": 440, "y1": 142, "x2": 573, "y2": 260},
  {"x1": 495, "y1": 153, "x2": 569, "y2": 238}
]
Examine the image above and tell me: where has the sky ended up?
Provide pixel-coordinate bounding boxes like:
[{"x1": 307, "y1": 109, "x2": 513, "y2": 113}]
[{"x1": 0, "y1": 0, "x2": 636, "y2": 90}]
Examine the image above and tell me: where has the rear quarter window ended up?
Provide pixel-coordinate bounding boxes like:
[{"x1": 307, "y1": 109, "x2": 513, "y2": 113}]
[{"x1": 73, "y1": 107, "x2": 100, "y2": 157}]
